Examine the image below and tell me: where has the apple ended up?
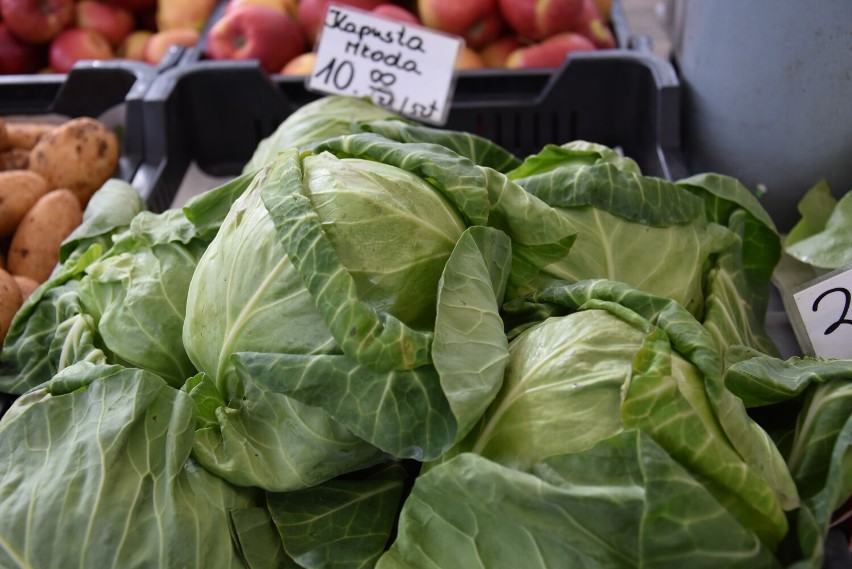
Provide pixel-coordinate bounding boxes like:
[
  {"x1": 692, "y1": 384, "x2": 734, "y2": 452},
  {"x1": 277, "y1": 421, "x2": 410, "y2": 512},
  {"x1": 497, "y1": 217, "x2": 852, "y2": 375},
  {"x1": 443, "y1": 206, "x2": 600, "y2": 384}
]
[
  {"x1": 142, "y1": 27, "x2": 199, "y2": 64},
  {"x1": 0, "y1": 22, "x2": 46, "y2": 74},
  {"x1": 574, "y1": 0, "x2": 615, "y2": 48},
  {"x1": 49, "y1": 28, "x2": 114, "y2": 73},
  {"x1": 296, "y1": 0, "x2": 384, "y2": 46},
  {"x1": 455, "y1": 45, "x2": 486, "y2": 70},
  {"x1": 371, "y1": 3, "x2": 420, "y2": 26},
  {"x1": 593, "y1": 0, "x2": 612, "y2": 21},
  {"x1": 206, "y1": 5, "x2": 306, "y2": 73},
  {"x1": 0, "y1": 0, "x2": 75, "y2": 44},
  {"x1": 418, "y1": 0, "x2": 504, "y2": 48},
  {"x1": 117, "y1": 29, "x2": 153, "y2": 59},
  {"x1": 75, "y1": 0, "x2": 135, "y2": 47},
  {"x1": 498, "y1": 0, "x2": 583, "y2": 41},
  {"x1": 479, "y1": 35, "x2": 526, "y2": 67},
  {"x1": 279, "y1": 50, "x2": 316, "y2": 75},
  {"x1": 156, "y1": 0, "x2": 217, "y2": 31},
  {"x1": 226, "y1": 0, "x2": 296, "y2": 17},
  {"x1": 505, "y1": 31, "x2": 595, "y2": 68}
]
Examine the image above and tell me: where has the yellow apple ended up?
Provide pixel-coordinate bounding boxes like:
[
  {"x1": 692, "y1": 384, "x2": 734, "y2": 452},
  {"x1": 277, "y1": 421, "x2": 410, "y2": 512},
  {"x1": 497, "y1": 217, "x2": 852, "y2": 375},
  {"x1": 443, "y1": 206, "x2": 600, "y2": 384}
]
[
  {"x1": 143, "y1": 27, "x2": 199, "y2": 64},
  {"x1": 156, "y1": 0, "x2": 217, "y2": 31},
  {"x1": 227, "y1": 0, "x2": 296, "y2": 18},
  {"x1": 279, "y1": 51, "x2": 316, "y2": 75},
  {"x1": 118, "y1": 29, "x2": 154, "y2": 60},
  {"x1": 455, "y1": 45, "x2": 486, "y2": 70}
]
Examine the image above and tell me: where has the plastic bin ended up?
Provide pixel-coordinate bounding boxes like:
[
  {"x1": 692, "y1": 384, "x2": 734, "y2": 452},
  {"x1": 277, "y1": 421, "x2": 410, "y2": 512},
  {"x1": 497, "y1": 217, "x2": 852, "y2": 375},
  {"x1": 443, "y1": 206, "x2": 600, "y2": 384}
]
[
  {"x1": 0, "y1": 59, "x2": 162, "y2": 182},
  {"x1": 133, "y1": 48, "x2": 686, "y2": 212},
  {"x1": 0, "y1": 59, "x2": 165, "y2": 419}
]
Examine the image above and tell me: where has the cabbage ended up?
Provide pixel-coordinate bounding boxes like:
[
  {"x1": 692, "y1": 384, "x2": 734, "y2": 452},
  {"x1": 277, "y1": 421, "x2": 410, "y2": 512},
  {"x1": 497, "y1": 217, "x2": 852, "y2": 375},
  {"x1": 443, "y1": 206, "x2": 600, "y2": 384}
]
[
  {"x1": 0, "y1": 362, "x2": 257, "y2": 569},
  {"x1": 724, "y1": 354, "x2": 852, "y2": 567},
  {"x1": 242, "y1": 95, "x2": 403, "y2": 173},
  {"x1": 507, "y1": 142, "x2": 782, "y2": 359},
  {"x1": 376, "y1": 280, "x2": 801, "y2": 567},
  {"x1": 784, "y1": 181, "x2": 852, "y2": 270},
  {"x1": 180, "y1": 133, "x2": 576, "y2": 491},
  {"x1": 2, "y1": 99, "x2": 845, "y2": 567}
]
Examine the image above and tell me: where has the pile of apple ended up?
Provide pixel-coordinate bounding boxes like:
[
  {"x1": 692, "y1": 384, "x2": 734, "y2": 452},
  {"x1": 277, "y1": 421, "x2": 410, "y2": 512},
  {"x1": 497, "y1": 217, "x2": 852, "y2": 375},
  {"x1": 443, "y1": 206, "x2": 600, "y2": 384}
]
[
  {"x1": 0, "y1": 0, "x2": 220, "y2": 74},
  {"x1": 203, "y1": 0, "x2": 616, "y2": 75},
  {"x1": 0, "y1": 0, "x2": 616, "y2": 76}
]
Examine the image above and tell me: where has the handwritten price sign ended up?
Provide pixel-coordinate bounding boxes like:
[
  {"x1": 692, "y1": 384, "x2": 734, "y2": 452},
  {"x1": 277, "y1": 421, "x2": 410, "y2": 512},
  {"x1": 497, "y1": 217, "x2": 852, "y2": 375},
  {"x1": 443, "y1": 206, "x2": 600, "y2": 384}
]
[
  {"x1": 307, "y1": 4, "x2": 462, "y2": 125},
  {"x1": 792, "y1": 265, "x2": 852, "y2": 359}
]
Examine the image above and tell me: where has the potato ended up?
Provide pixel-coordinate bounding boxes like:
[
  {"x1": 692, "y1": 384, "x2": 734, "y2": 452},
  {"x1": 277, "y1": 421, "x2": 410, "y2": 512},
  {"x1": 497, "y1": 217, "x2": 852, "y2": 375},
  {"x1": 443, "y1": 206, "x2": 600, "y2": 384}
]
[
  {"x1": 0, "y1": 249, "x2": 4, "y2": 270},
  {"x1": 0, "y1": 118, "x2": 9, "y2": 152},
  {"x1": 0, "y1": 148, "x2": 30, "y2": 170},
  {"x1": 28, "y1": 117, "x2": 119, "y2": 207},
  {"x1": 7, "y1": 189, "x2": 83, "y2": 283},
  {"x1": 6, "y1": 122, "x2": 56, "y2": 150},
  {"x1": 0, "y1": 170, "x2": 50, "y2": 237},
  {"x1": 13, "y1": 274, "x2": 39, "y2": 301},
  {"x1": 0, "y1": 268, "x2": 22, "y2": 345}
]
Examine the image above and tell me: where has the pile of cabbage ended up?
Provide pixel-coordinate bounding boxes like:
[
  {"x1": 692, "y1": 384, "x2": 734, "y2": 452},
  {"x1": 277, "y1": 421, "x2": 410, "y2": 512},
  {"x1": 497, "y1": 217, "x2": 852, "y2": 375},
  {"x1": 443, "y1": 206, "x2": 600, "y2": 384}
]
[{"x1": 0, "y1": 96, "x2": 850, "y2": 569}]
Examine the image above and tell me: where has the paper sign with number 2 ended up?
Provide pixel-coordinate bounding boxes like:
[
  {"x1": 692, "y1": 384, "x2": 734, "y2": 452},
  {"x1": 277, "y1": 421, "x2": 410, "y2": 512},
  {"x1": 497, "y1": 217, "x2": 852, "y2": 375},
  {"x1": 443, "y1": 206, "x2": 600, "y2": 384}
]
[{"x1": 793, "y1": 265, "x2": 852, "y2": 359}]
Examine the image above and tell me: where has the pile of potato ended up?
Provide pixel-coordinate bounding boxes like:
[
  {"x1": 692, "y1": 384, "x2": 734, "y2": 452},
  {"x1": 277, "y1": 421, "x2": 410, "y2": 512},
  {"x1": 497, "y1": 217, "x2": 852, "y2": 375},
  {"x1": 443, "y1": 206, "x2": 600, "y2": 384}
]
[{"x1": 0, "y1": 116, "x2": 119, "y2": 344}]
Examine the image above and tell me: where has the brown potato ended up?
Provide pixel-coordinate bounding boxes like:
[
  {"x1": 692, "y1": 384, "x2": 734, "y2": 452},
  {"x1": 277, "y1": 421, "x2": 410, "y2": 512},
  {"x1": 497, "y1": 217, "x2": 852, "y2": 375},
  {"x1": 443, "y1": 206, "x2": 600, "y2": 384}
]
[
  {"x1": 0, "y1": 249, "x2": 4, "y2": 270},
  {"x1": 6, "y1": 122, "x2": 55, "y2": 150},
  {"x1": 0, "y1": 268, "x2": 22, "y2": 345},
  {"x1": 7, "y1": 189, "x2": 83, "y2": 283},
  {"x1": 0, "y1": 118, "x2": 9, "y2": 152},
  {"x1": 0, "y1": 169, "x2": 50, "y2": 237},
  {"x1": 28, "y1": 117, "x2": 119, "y2": 207},
  {"x1": 0, "y1": 148, "x2": 30, "y2": 170},
  {"x1": 13, "y1": 274, "x2": 39, "y2": 301}
]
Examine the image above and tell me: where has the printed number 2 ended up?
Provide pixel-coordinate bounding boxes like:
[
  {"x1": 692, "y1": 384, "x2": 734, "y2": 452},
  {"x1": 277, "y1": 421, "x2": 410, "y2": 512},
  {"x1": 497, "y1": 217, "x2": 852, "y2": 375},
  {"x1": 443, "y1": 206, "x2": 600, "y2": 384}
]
[{"x1": 812, "y1": 287, "x2": 852, "y2": 335}]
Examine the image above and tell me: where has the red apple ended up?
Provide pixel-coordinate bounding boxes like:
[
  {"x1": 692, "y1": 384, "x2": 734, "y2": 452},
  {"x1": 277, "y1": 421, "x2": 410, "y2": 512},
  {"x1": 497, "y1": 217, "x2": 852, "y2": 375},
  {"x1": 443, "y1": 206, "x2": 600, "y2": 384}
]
[
  {"x1": 49, "y1": 28, "x2": 114, "y2": 73},
  {"x1": 206, "y1": 5, "x2": 306, "y2": 73},
  {"x1": 142, "y1": 27, "x2": 199, "y2": 64},
  {"x1": 279, "y1": 50, "x2": 315, "y2": 75},
  {"x1": 371, "y1": 3, "x2": 420, "y2": 26},
  {"x1": 462, "y1": 12, "x2": 504, "y2": 49},
  {"x1": 505, "y1": 31, "x2": 595, "y2": 68},
  {"x1": 479, "y1": 35, "x2": 526, "y2": 67},
  {"x1": 0, "y1": 22, "x2": 46, "y2": 74},
  {"x1": 0, "y1": 0, "x2": 75, "y2": 44},
  {"x1": 498, "y1": 0, "x2": 583, "y2": 41},
  {"x1": 296, "y1": 0, "x2": 384, "y2": 46},
  {"x1": 418, "y1": 0, "x2": 504, "y2": 49},
  {"x1": 75, "y1": 0, "x2": 135, "y2": 47},
  {"x1": 117, "y1": 29, "x2": 153, "y2": 59},
  {"x1": 574, "y1": 0, "x2": 615, "y2": 48}
]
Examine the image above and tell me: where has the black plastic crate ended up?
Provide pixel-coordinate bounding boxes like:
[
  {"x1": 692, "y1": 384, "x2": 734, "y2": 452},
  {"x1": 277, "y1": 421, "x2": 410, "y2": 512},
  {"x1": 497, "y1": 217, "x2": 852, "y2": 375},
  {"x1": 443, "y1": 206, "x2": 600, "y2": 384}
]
[
  {"x1": 0, "y1": 59, "x2": 163, "y2": 184},
  {"x1": 0, "y1": 58, "x2": 168, "y2": 419},
  {"x1": 134, "y1": 48, "x2": 685, "y2": 212}
]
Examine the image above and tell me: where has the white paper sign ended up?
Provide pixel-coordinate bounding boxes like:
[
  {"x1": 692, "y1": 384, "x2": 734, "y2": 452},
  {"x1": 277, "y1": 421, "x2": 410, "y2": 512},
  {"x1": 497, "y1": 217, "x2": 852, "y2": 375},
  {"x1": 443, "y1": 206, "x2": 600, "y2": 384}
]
[
  {"x1": 792, "y1": 265, "x2": 852, "y2": 359},
  {"x1": 307, "y1": 4, "x2": 462, "y2": 125}
]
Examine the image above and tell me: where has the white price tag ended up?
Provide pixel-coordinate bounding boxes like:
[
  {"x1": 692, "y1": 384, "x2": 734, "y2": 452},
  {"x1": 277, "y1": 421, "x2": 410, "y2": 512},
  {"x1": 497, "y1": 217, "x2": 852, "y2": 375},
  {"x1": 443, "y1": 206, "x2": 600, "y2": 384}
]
[
  {"x1": 307, "y1": 4, "x2": 462, "y2": 125},
  {"x1": 791, "y1": 264, "x2": 852, "y2": 359}
]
